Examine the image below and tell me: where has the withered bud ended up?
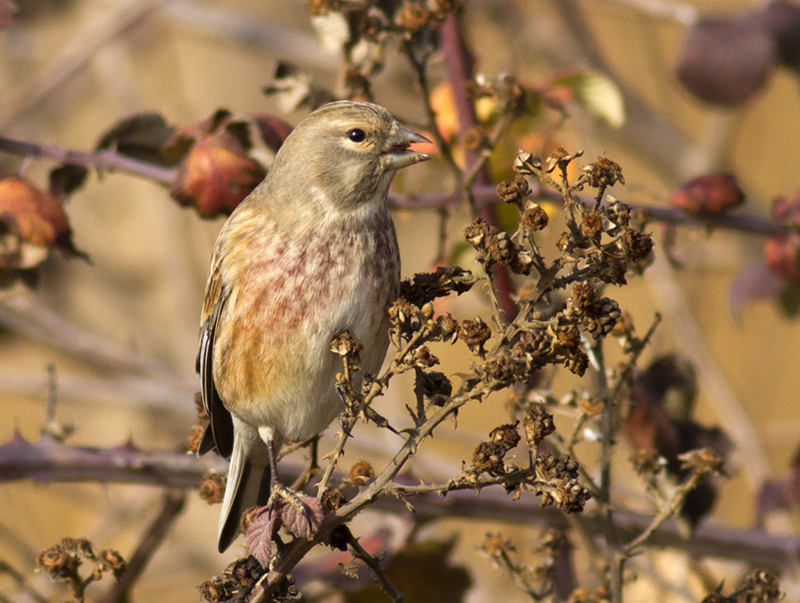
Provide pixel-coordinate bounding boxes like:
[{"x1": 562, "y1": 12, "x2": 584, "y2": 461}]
[
  {"x1": 348, "y1": 460, "x2": 375, "y2": 486},
  {"x1": 556, "y1": 231, "x2": 570, "y2": 251},
  {"x1": 514, "y1": 150, "x2": 542, "y2": 175},
  {"x1": 521, "y1": 203, "x2": 549, "y2": 231},
  {"x1": 630, "y1": 449, "x2": 665, "y2": 477},
  {"x1": 464, "y1": 217, "x2": 494, "y2": 251},
  {"x1": 98, "y1": 549, "x2": 127, "y2": 579},
  {"x1": 239, "y1": 506, "x2": 261, "y2": 533},
  {"x1": 621, "y1": 227, "x2": 654, "y2": 263},
  {"x1": 462, "y1": 125, "x2": 488, "y2": 152},
  {"x1": 230, "y1": 556, "x2": 262, "y2": 588},
  {"x1": 460, "y1": 317, "x2": 492, "y2": 355},
  {"x1": 489, "y1": 421, "x2": 521, "y2": 451},
  {"x1": 482, "y1": 351, "x2": 520, "y2": 384},
  {"x1": 308, "y1": 0, "x2": 340, "y2": 16},
  {"x1": 556, "y1": 326, "x2": 581, "y2": 350},
  {"x1": 321, "y1": 489, "x2": 346, "y2": 513},
  {"x1": 185, "y1": 424, "x2": 205, "y2": 453},
  {"x1": 472, "y1": 441, "x2": 506, "y2": 474},
  {"x1": 437, "y1": 312, "x2": 459, "y2": 341},
  {"x1": 578, "y1": 396, "x2": 604, "y2": 418},
  {"x1": 581, "y1": 212, "x2": 604, "y2": 242},
  {"x1": 199, "y1": 471, "x2": 225, "y2": 504},
  {"x1": 198, "y1": 577, "x2": 228, "y2": 603},
  {"x1": 432, "y1": 0, "x2": 465, "y2": 12},
  {"x1": 554, "y1": 478, "x2": 592, "y2": 513},
  {"x1": 481, "y1": 533, "x2": 512, "y2": 557},
  {"x1": 420, "y1": 370, "x2": 453, "y2": 405},
  {"x1": 522, "y1": 404, "x2": 555, "y2": 446},
  {"x1": 545, "y1": 147, "x2": 583, "y2": 173},
  {"x1": 678, "y1": 448, "x2": 724, "y2": 475},
  {"x1": 413, "y1": 345, "x2": 439, "y2": 367},
  {"x1": 398, "y1": 0, "x2": 434, "y2": 31},
  {"x1": 194, "y1": 391, "x2": 208, "y2": 421},
  {"x1": 565, "y1": 350, "x2": 589, "y2": 376},
  {"x1": 610, "y1": 311, "x2": 634, "y2": 338},
  {"x1": 36, "y1": 546, "x2": 75, "y2": 578},
  {"x1": 496, "y1": 174, "x2": 530, "y2": 204},
  {"x1": 571, "y1": 282, "x2": 600, "y2": 311},
  {"x1": 388, "y1": 298, "x2": 422, "y2": 333},
  {"x1": 581, "y1": 156, "x2": 625, "y2": 188},
  {"x1": 357, "y1": 13, "x2": 384, "y2": 40},
  {"x1": 331, "y1": 331, "x2": 362, "y2": 358}
]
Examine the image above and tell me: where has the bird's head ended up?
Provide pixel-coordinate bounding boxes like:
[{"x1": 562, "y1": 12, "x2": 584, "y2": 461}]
[{"x1": 266, "y1": 100, "x2": 431, "y2": 214}]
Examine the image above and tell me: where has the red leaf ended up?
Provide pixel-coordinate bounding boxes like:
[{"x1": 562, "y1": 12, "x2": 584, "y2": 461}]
[
  {"x1": 244, "y1": 506, "x2": 277, "y2": 568},
  {"x1": 670, "y1": 173, "x2": 745, "y2": 215},
  {"x1": 280, "y1": 494, "x2": 324, "y2": 540}
]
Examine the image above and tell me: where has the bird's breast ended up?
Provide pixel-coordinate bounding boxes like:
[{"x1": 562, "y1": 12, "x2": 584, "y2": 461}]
[{"x1": 213, "y1": 207, "x2": 399, "y2": 441}]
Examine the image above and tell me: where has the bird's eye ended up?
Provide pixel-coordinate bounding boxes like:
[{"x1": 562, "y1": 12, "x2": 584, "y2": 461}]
[{"x1": 348, "y1": 128, "x2": 367, "y2": 143}]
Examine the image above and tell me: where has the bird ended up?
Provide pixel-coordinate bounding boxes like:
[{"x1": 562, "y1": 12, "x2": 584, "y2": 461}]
[{"x1": 196, "y1": 100, "x2": 430, "y2": 552}]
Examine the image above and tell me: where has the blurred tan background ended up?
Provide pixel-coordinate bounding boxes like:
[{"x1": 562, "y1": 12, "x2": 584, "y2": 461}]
[{"x1": 1, "y1": 1, "x2": 800, "y2": 601}]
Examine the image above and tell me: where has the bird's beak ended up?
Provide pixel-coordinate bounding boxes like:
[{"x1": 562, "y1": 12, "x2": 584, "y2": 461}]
[{"x1": 382, "y1": 125, "x2": 432, "y2": 171}]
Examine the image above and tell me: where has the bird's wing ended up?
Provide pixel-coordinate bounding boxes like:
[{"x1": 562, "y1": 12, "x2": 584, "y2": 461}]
[{"x1": 196, "y1": 254, "x2": 234, "y2": 459}]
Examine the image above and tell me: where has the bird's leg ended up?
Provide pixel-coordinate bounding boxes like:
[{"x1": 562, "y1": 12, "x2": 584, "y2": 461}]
[{"x1": 264, "y1": 437, "x2": 323, "y2": 539}]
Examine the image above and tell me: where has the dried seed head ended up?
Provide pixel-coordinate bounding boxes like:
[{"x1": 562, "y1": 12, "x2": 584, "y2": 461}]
[
  {"x1": 348, "y1": 460, "x2": 375, "y2": 486},
  {"x1": 36, "y1": 546, "x2": 75, "y2": 578},
  {"x1": 413, "y1": 346, "x2": 440, "y2": 367},
  {"x1": 98, "y1": 549, "x2": 127, "y2": 579},
  {"x1": 545, "y1": 147, "x2": 583, "y2": 173},
  {"x1": 481, "y1": 533, "x2": 512, "y2": 557},
  {"x1": 194, "y1": 391, "x2": 208, "y2": 421},
  {"x1": 556, "y1": 326, "x2": 581, "y2": 350},
  {"x1": 398, "y1": 0, "x2": 435, "y2": 31},
  {"x1": 489, "y1": 421, "x2": 521, "y2": 451},
  {"x1": 630, "y1": 449, "x2": 665, "y2": 477},
  {"x1": 472, "y1": 441, "x2": 506, "y2": 474},
  {"x1": 420, "y1": 370, "x2": 453, "y2": 404},
  {"x1": 198, "y1": 577, "x2": 228, "y2": 603},
  {"x1": 321, "y1": 489, "x2": 346, "y2": 513},
  {"x1": 523, "y1": 404, "x2": 556, "y2": 446},
  {"x1": 514, "y1": 150, "x2": 542, "y2": 175},
  {"x1": 521, "y1": 203, "x2": 549, "y2": 231},
  {"x1": 482, "y1": 350, "x2": 521, "y2": 384},
  {"x1": 496, "y1": 174, "x2": 531, "y2": 204},
  {"x1": 571, "y1": 282, "x2": 600, "y2": 311},
  {"x1": 229, "y1": 556, "x2": 262, "y2": 588},
  {"x1": 554, "y1": 478, "x2": 592, "y2": 513},
  {"x1": 581, "y1": 212, "x2": 604, "y2": 242},
  {"x1": 239, "y1": 505, "x2": 261, "y2": 533},
  {"x1": 460, "y1": 317, "x2": 492, "y2": 355},
  {"x1": 582, "y1": 156, "x2": 625, "y2": 188},
  {"x1": 462, "y1": 125, "x2": 488, "y2": 152},
  {"x1": 621, "y1": 227, "x2": 654, "y2": 263},
  {"x1": 185, "y1": 424, "x2": 205, "y2": 453},
  {"x1": 199, "y1": 471, "x2": 225, "y2": 504},
  {"x1": 565, "y1": 350, "x2": 589, "y2": 376}
]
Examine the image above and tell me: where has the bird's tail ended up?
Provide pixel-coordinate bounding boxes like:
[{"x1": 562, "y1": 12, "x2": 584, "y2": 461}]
[{"x1": 218, "y1": 438, "x2": 271, "y2": 553}]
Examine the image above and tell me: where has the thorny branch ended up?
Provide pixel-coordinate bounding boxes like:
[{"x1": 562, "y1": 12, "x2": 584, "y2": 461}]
[{"x1": 3, "y1": 2, "x2": 793, "y2": 602}]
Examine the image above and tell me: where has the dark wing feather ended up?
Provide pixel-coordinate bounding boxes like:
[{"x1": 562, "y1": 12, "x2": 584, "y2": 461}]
[{"x1": 196, "y1": 258, "x2": 234, "y2": 459}]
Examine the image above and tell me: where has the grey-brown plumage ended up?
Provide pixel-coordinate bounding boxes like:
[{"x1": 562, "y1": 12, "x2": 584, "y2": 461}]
[{"x1": 196, "y1": 100, "x2": 430, "y2": 552}]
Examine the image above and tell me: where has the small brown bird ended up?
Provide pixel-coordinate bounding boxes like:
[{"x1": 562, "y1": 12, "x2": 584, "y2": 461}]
[{"x1": 197, "y1": 100, "x2": 430, "y2": 552}]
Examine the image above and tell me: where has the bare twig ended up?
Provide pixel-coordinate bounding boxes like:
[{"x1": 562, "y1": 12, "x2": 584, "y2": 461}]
[
  {"x1": 347, "y1": 536, "x2": 405, "y2": 603},
  {"x1": 0, "y1": 136, "x2": 175, "y2": 185},
  {"x1": 96, "y1": 492, "x2": 186, "y2": 603}
]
